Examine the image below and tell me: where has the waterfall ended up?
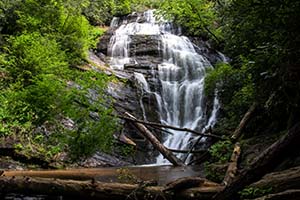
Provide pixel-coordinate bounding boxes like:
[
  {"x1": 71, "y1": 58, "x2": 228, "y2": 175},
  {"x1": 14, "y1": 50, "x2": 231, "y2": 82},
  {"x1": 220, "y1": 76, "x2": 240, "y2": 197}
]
[{"x1": 108, "y1": 10, "x2": 221, "y2": 164}]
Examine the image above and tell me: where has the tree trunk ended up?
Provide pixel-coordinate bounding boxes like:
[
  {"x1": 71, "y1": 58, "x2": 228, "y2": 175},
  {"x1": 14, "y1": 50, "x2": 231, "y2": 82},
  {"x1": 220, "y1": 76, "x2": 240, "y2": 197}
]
[
  {"x1": 222, "y1": 143, "x2": 241, "y2": 186},
  {"x1": 252, "y1": 189, "x2": 300, "y2": 200},
  {"x1": 124, "y1": 112, "x2": 184, "y2": 166},
  {"x1": 213, "y1": 122, "x2": 300, "y2": 200},
  {"x1": 231, "y1": 103, "x2": 257, "y2": 141},
  {"x1": 164, "y1": 177, "x2": 206, "y2": 192},
  {"x1": 0, "y1": 176, "x2": 224, "y2": 200},
  {"x1": 251, "y1": 166, "x2": 300, "y2": 194}
]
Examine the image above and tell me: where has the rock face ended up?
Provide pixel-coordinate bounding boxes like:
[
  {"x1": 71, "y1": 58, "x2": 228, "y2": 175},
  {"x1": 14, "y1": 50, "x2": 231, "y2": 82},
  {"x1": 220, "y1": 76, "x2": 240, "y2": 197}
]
[
  {"x1": 96, "y1": 10, "x2": 226, "y2": 165},
  {"x1": 129, "y1": 35, "x2": 163, "y2": 64}
]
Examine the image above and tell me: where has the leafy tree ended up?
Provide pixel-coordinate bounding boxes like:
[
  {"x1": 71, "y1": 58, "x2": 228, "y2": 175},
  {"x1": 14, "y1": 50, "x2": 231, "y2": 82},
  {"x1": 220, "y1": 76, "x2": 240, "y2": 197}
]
[
  {"x1": 215, "y1": 0, "x2": 300, "y2": 131},
  {"x1": 0, "y1": 0, "x2": 117, "y2": 160},
  {"x1": 158, "y1": 0, "x2": 220, "y2": 42}
]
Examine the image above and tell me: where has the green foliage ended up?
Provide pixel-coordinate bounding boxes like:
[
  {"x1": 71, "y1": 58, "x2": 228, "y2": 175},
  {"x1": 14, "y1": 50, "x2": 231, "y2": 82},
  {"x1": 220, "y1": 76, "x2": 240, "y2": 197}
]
[
  {"x1": 239, "y1": 187, "x2": 272, "y2": 199},
  {"x1": 1, "y1": 0, "x2": 97, "y2": 64},
  {"x1": 118, "y1": 145, "x2": 136, "y2": 157},
  {"x1": 205, "y1": 62, "x2": 254, "y2": 129},
  {"x1": 204, "y1": 140, "x2": 233, "y2": 182},
  {"x1": 6, "y1": 32, "x2": 68, "y2": 85},
  {"x1": 117, "y1": 168, "x2": 139, "y2": 183},
  {"x1": 157, "y1": 0, "x2": 220, "y2": 41},
  {"x1": 214, "y1": 0, "x2": 300, "y2": 131},
  {"x1": 209, "y1": 140, "x2": 233, "y2": 163},
  {"x1": 0, "y1": 0, "x2": 117, "y2": 161},
  {"x1": 204, "y1": 162, "x2": 225, "y2": 183},
  {"x1": 83, "y1": 0, "x2": 161, "y2": 26}
]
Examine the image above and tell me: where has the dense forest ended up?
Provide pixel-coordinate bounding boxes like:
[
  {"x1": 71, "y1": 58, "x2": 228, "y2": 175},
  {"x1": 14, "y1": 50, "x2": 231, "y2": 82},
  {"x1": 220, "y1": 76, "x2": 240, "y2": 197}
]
[{"x1": 1, "y1": 0, "x2": 300, "y2": 199}]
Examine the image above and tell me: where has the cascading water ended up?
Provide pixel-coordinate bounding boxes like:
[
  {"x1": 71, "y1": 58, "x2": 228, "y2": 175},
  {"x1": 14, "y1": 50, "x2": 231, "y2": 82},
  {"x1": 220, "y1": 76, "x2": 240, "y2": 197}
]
[{"x1": 108, "y1": 10, "x2": 221, "y2": 164}]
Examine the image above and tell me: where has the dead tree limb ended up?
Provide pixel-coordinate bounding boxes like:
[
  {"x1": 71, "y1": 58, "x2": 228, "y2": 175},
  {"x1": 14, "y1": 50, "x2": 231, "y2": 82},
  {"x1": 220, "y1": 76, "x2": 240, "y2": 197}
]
[
  {"x1": 120, "y1": 115, "x2": 223, "y2": 140},
  {"x1": 222, "y1": 143, "x2": 241, "y2": 186},
  {"x1": 231, "y1": 103, "x2": 257, "y2": 141},
  {"x1": 213, "y1": 122, "x2": 300, "y2": 200},
  {"x1": 124, "y1": 112, "x2": 184, "y2": 166}
]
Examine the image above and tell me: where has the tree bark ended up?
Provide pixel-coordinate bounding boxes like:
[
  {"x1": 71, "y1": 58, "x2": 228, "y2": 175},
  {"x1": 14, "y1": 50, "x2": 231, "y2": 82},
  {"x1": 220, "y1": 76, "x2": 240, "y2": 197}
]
[
  {"x1": 251, "y1": 166, "x2": 300, "y2": 194},
  {"x1": 252, "y1": 189, "x2": 300, "y2": 200},
  {"x1": 124, "y1": 112, "x2": 184, "y2": 166},
  {"x1": 0, "y1": 176, "x2": 224, "y2": 200},
  {"x1": 222, "y1": 143, "x2": 241, "y2": 186},
  {"x1": 213, "y1": 122, "x2": 300, "y2": 200},
  {"x1": 164, "y1": 177, "x2": 206, "y2": 192},
  {"x1": 231, "y1": 103, "x2": 257, "y2": 141}
]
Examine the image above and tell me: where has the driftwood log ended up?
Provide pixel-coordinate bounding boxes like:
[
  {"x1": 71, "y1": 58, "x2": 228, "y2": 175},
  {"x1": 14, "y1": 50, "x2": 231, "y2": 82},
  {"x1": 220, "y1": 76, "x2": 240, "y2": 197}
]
[
  {"x1": 0, "y1": 176, "x2": 224, "y2": 200},
  {"x1": 213, "y1": 122, "x2": 300, "y2": 200},
  {"x1": 222, "y1": 143, "x2": 241, "y2": 186},
  {"x1": 124, "y1": 112, "x2": 184, "y2": 166}
]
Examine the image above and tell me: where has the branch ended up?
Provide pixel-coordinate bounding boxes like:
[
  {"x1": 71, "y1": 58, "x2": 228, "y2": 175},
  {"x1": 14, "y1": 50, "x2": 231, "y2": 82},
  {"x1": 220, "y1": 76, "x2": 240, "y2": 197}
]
[
  {"x1": 222, "y1": 143, "x2": 241, "y2": 186},
  {"x1": 231, "y1": 103, "x2": 257, "y2": 141},
  {"x1": 124, "y1": 112, "x2": 185, "y2": 166},
  {"x1": 167, "y1": 148, "x2": 206, "y2": 154},
  {"x1": 119, "y1": 115, "x2": 224, "y2": 140}
]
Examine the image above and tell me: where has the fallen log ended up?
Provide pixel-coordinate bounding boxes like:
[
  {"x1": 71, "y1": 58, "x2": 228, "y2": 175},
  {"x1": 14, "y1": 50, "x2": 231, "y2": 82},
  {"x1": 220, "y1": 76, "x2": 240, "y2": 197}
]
[
  {"x1": 213, "y1": 122, "x2": 300, "y2": 200},
  {"x1": 0, "y1": 176, "x2": 163, "y2": 200},
  {"x1": 231, "y1": 103, "x2": 257, "y2": 141},
  {"x1": 250, "y1": 166, "x2": 300, "y2": 194},
  {"x1": 0, "y1": 176, "x2": 224, "y2": 200},
  {"x1": 164, "y1": 177, "x2": 205, "y2": 192},
  {"x1": 252, "y1": 189, "x2": 300, "y2": 200},
  {"x1": 222, "y1": 143, "x2": 241, "y2": 186},
  {"x1": 124, "y1": 112, "x2": 184, "y2": 166},
  {"x1": 120, "y1": 115, "x2": 223, "y2": 140}
]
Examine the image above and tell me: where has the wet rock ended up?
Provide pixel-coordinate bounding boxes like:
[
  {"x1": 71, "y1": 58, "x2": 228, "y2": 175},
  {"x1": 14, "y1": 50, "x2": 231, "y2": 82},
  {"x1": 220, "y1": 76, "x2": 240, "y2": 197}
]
[
  {"x1": 190, "y1": 37, "x2": 227, "y2": 65},
  {"x1": 80, "y1": 152, "x2": 131, "y2": 167},
  {"x1": 129, "y1": 35, "x2": 162, "y2": 58},
  {"x1": 96, "y1": 31, "x2": 113, "y2": 55}
]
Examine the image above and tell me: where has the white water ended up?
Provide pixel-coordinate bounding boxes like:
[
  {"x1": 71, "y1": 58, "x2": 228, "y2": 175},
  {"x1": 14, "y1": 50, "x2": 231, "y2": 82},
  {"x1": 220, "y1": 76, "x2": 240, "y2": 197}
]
[{"x1": 108, "y1": 10, "x2": 221, "y2": 164}]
